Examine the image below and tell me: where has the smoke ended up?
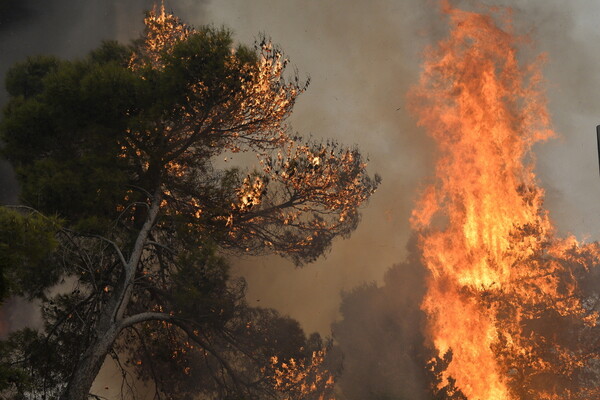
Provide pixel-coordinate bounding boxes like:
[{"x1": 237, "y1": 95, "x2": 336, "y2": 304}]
[
  {"x1": 198, "y1": 0, "x2": 600, "y2": 323},
  {"x1": 331, "y1": 237, "x2": 429, "y2": 400},
  {"x1": 198, "y1": 0, "x2": 441, "y2": 336},
  {"x1": 197, "y1": 1, "x2": 600, "y2": 398}
]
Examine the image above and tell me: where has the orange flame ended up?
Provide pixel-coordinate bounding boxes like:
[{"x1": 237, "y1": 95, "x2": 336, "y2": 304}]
[
  {"x1": 271, "y1": 350, "x2": 336, "y2": 400},
  {"x1": 409, "y1": 2, "x2": 598, "y2": 399}
]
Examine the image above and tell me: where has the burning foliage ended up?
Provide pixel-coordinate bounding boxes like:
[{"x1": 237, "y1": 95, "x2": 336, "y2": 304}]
[
  {"x1": 271, "y1": 350, "x2": 336, "y2": 400},
  {"x1": 408, "y1": 1, "x2": 600, "y2": 399}
]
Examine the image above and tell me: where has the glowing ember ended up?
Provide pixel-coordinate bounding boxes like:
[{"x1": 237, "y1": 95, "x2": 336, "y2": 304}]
[
  {"x1": 128, "y1": 2, "x2": 192, "y2": 71},
  {"x1": 409, "y1": 2, "x2": 599, "y2": 399}
]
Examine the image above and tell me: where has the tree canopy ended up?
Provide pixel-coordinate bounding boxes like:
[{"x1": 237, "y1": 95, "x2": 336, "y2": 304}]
[
  {"x1": 0, "y1": 5, "x2": 375, "y2": 399},
  {"x1": 2, "y1": 5, "x2": 379, "y2": 266}
]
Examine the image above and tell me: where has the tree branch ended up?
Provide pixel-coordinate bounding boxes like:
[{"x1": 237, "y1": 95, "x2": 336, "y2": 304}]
[
  {"x1": 118, "y1": 312, "x2": 176, "y2": 330},
  {"x1": 113, "y1": 190, "x2": 163, "y2": 323},
  {"x1": 63, "y1": 229, "x2": 128, "y2": 269}
]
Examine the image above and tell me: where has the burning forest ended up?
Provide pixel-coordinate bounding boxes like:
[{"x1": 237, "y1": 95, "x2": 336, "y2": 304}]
[{"x1": 1, "y1": 0, "x2": 600, "y2": 399}]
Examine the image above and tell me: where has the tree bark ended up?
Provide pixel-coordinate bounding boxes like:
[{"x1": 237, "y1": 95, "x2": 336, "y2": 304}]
[{"x1": 60, "y1": 323, "x2": 120, "y2": 400}]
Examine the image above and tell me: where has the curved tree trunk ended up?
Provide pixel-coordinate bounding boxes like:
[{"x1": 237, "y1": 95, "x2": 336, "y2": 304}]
[{"x1": 60, "y1": 323, "x2": 120, "y2": 400}]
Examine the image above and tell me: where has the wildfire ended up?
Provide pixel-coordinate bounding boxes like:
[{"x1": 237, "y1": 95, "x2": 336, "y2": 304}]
[
  {"x1": 271, "y1": 350, "x2": 336, "y2": 400},
  {"x1": 128, "y1": 1, "x2": 191, "y2": 71},
  {"x1": 409, "y1": 2, "x2": 599, "y2": 399}
]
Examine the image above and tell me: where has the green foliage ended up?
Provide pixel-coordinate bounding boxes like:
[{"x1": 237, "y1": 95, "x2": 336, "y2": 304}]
[
  {"x1": 1, "y1": 48, "x2": 135, "y2": 223},
  {"x1": 0, "y1": 327, "x2": 68, "y2": 399},
  {"x1": 17, "y1": 157, "x2": 127, "y2": 227},
  {"x1": 171, "y1": 244, "x2": 235, "y2": 321},
  {"x1": 166, "y1": 28, "x2": 245, "y2": 100},
  {"x1": 87, "y1": 40, "x2": 132, "y2": 66},
  {"x1": 5, "y1": 56, "x2": 60, "y2": 98},
  {"x1": 0, "y1": 27, "x2": 260, "y2": 230},
  {"x1": 1, "y1": 12, "x2": 378, "y2": 262},
  {"x1": 0, "y1": 207, "x2": 61, "y2": 300}
]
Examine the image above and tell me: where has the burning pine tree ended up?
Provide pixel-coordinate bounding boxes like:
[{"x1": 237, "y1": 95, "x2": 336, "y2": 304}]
[
  {"x1": 0, "y1": 4, "x2": 377, "y2": 399},
  {"x1": 409, "y1": 2, "x2": 600, "y2": 399}
]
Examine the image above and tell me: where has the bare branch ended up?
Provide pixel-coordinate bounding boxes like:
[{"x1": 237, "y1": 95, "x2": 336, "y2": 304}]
[
  {"x1": 118, "y1": 312, "x2": 175, "y2": 330},
  {"x1": 63, "y1": 229, "x2": 128, "y2": 269}
]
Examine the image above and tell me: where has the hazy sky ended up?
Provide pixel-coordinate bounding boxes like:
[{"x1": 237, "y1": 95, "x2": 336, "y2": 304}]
[{"x1": 3, "y1": 0, "x2": 600, "y2": 396}]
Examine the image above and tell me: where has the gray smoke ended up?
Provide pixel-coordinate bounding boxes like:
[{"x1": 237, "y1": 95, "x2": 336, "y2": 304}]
[
  {"x1": 200, "y1": 0, "x2": 441, "y2": 336},
  {"x1": 332, "y1": 237, "x2": 428, "y2": 400}
]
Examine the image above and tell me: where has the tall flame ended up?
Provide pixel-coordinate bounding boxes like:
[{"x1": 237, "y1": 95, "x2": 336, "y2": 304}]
[{"x1": 409, "y1": 2, "x2": 599, "y2": 399}]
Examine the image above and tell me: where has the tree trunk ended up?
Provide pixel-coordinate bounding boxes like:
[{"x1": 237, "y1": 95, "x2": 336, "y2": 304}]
[
  {"x1": 61, "y1": 195, "x2": 161, "y2": 399},
  {"x1": 60, "y1": 323, "x2": 120, "y2": 400}
]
